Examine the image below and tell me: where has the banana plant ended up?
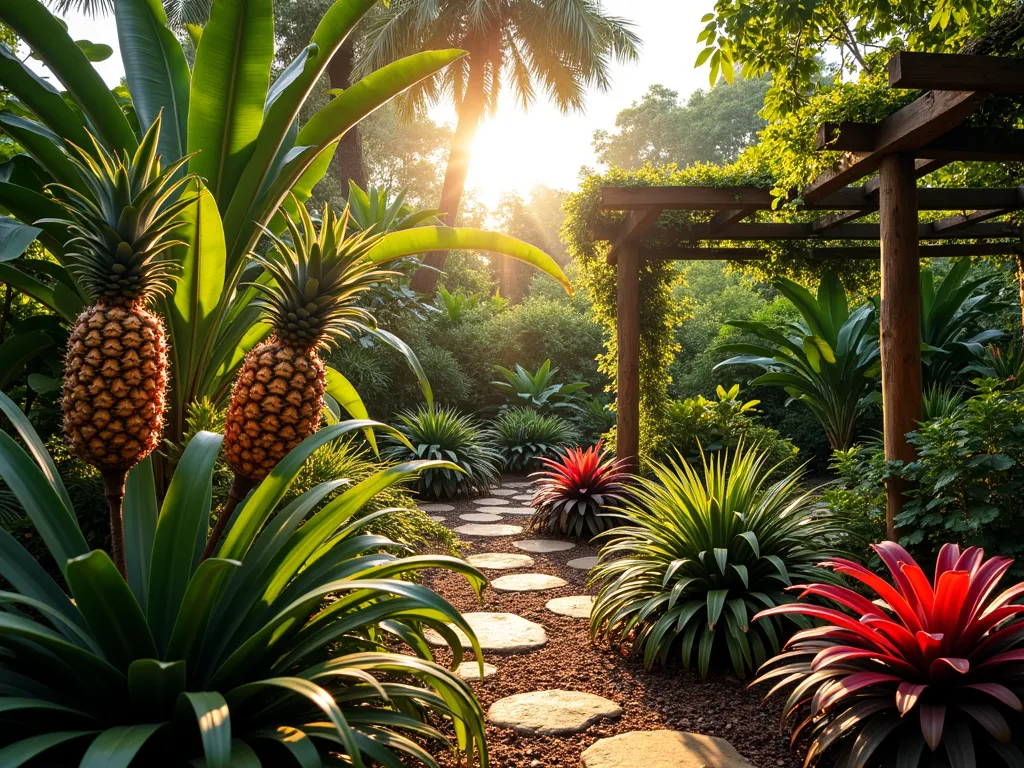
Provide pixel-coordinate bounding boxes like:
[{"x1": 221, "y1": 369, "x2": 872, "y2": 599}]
[
  {"x1": 716, "y1": 273, "x2": 879, "y2": 450},
  {"x1": 0, "y1": 389, "x2": 491, "y2": 766},
  {"x1": 0, "y1": 0, "x2": 569, "y2": 459}
]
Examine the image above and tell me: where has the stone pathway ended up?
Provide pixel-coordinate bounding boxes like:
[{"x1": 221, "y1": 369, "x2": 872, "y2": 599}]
[{"x1": 418, "y1": 475, "x2": 770, "y2": 768}]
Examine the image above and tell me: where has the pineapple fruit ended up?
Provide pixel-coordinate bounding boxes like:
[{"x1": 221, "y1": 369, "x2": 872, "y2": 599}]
[
  {"x1": 206, "y1": 203, "x2": 391, "y2": 556},
  {"x1": 47, "y1": 117, "x2": 194, "y2": 573}
]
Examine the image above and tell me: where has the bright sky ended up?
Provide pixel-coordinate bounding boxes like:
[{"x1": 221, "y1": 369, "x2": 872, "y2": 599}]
[{"x1": 55, "y1": 0, "x2": 716, "y2": 208}]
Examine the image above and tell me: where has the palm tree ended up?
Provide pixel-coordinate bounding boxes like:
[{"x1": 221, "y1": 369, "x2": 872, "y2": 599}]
[{"x1": 359, "y1": 0, "x2": 640, "y2": 294}]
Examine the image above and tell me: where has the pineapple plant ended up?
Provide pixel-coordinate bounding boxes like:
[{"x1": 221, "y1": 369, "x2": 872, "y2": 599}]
[
  {"x1": 46, "y1": 116, "x2": 196, "y2": 574},
  {"x1": 209, "y1": 202, "x2": 393, "y2": 554}
]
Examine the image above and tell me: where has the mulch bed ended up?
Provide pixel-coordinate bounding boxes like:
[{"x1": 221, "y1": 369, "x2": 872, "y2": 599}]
[{"x1": 421, "y1": 486, "x2": 804, "y2": 768}]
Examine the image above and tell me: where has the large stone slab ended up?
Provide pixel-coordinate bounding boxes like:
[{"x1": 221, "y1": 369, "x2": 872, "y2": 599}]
[
  {"x1": 487, "y1": 690, "x2": 621, "y2": 735},
  {"x1": 473, "y1": 497, "x2": 510, "y2": 506},
  {"x1": 455, "y1": 661, "x2": 498, "y2": 682},
  {"x1": 425, "y1": 612, "x2": 547, "y2": 653},
  {"x1": 514, "y1": 539, "x2": 575, "y2": 553},
  {"x1": 546, "y1": 595, "x2": 595, "y2": 619},
  {"x1": 513, "y1": 494, "x2": 535, "y2": 501},
  {"x1": 567, "y1": 556, "x2": 600, "y2": 570},
  {"x1": 454, "y1": 523, "x2": 523, "y2": 537},
  {"x1": 500, "y1": 507, "x2": 536, "y2": 516},
  {"x1": 459, "y1": 512, "x2": 503, "y2": 523},
  {"x1": 466, "y1": 552, "x2": 535, "y2": 570},
  {"x1": 491, "y1": 573, "x2": 568, "y2": 592},
  {"x1": 489, "y1": 488, "x2": 517, "y2": 496},
  {"x1": 580, "y1": 731, "x2": 754, "y2": 768},
  {"x1": 420, "y1": 503, "x2": 455, "y2": 512}
]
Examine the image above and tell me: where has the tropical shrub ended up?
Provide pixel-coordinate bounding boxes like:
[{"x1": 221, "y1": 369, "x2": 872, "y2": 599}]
[
  {"x1": 717, "y1": 272, "x2": 879, "y2": 450},
  {"x1": 491, "y1": 359, "x2": 587, "y2": 412},
  {"x1": 754, "y1": 542, "x2": 1024, "y2": 767},
  {"x1": 529, "y1": 441, "x2": 630, "y2": 540},
  {"x1": 490, "y1": 407, "x2": 577, "y2": 472},
  {"x1": 0, "y1": 393, "x2": 490, "y2": 765},
  {"x1": 966, "y1": 341, "x2": 1024, "y2": 388},
  {"x1": 589, "y1": 443, "x2": 844, "y2": 679},
  {"x1": 658, "y1": 384, "x2": 800, "y2": 474},
  {"x1": 384, "y1": 406, "x2": 501, "y2": 499},
  {"x1": 569, "y1": 393, "x2": 617, "y2": 446}
]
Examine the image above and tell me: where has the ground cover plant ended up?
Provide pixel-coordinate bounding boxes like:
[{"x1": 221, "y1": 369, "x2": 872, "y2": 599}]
[
  {"x1": 0, "y1": 392, "x2": 490, "y2": 765},
  {"x1": 589, "y1": 442, "x2": 845, "y2": 679},
  {"x1": 490, "y1": 407, "x2": 577, "y2": 472},
  {"x1": 529, "y1": 440, "x2": 630, "y2": 540},
  {"x1": 754, "y1": 542, "x2": 1024, "y2": 767},
  {"x1": 384, "y1": 405, "x2": 501, "y2": 499}
]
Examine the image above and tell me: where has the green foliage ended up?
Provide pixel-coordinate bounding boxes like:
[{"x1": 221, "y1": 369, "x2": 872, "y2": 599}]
[
  {"x1": 0, "y1": 398, "x2": 490, "y2": 766},
  {"x1": 436, "y1": 285, "x2": 479, "y2": 323},
  {"x1": 569, "y1": 393, "x2": 617, "y2": 447},
  {"x1": 592, "y1": 77, "x2": 770, "y2": 170},
  {"x1": 966, "y1": 341, "x2": 1024, "y2": 386},
  {"x1": 717, "y1": 272, "x2": 880, "y2": 450},
  {"x1": 589, "y1": 443, "x2": 845, "y2": 679},
  {"x1": 898, "y1": 383, "x2": 1024, "y2": 565},
  {"x1": 820, "y1": 446, "x2": 888, "y2": 550},
  {"x1": 491, "y1": 359, "x2": 587, "y2": 413},
  {"x1": 384, "y1": 406, "x2": 501, "y2": 500},
  {"x1": 658, "y1": 384, "x2": 800, "y2": 475},
  {"x1": 490, "y1": 407, "x2": 578, "y2": 473}
]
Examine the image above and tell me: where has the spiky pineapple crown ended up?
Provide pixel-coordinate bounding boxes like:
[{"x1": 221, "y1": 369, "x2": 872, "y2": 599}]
[
  {"x1": 42, "y1": 115, "x2": 196, "y2": 307},
  {"x1": 251, "y1": 203, "x2": 395, "y2": 350}
]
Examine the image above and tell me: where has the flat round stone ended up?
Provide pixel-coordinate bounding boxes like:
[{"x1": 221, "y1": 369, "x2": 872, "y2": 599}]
[
  {"x1": 473, "y1": 497, "x2": 510, "y2": 506},
  {"x1": 581, "y1": 731, "x2": 754, "y2": 768},
  {"x1": 420, "y1": 503, "x2": 455, "y2": 512},
  {"x1": 454, "y1": 524, "x2": 523, "y2": 537},
  {"x1": 500, "y1": 507, "x2": 536, "y2": 516},
  {"x1": 546, "y1": 595, "x2": 595, "y2": 618},
  {"x1": 513, "y1": 494, "x2": 535, "y2": 501},
  {"x1": 427, "y1": 515, "x2": 446, "y2": 522},
  {"x1": 466, "y1": 553, "x2": 535, "y2": 570},
  {"x1": 489, "y1": 488, "x2": 517, "y2": 496},
  {"x1": 567, "y1": 556, "x2": 600, "y2": 570},
  {"x1": 487, "y1": 690, "x2": 622, "y2": 735},
  {"x1": 502, "y1": 480, "x2": 533, "y2": 488},
  {"x1": 425, "y1": 612, "x2": 547, "y2": 653},
  {"x1": 460, "y1": 512, "x2": 503, "y2": 522},
  {"x1": 514, "y1": 539, "x2": 575, "y2": 553},
  {"x1": 455, "y1": 661, "x2": 498, "y2": 682},
  {"x1": 491, "y1": 573, "x2": 568, "y2": 592}
]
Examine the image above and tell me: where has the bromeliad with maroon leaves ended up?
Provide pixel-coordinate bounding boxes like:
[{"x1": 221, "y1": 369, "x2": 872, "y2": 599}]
[{"x1": 753, "y1": 542, "x2": 1024, "y2": 767}]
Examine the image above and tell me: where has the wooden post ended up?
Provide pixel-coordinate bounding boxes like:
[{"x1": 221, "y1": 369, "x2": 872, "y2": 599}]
[
  {"x1": 878, "y1": 153, "x2": 923, "y2": 540},
  {"x1": 616, "y1": 244, "x2": 641, "y2": 471}
]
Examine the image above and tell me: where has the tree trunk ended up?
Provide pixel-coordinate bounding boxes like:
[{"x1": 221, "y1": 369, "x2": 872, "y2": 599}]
[
  {"x1": 1017, "y1": 249, "x2": 1024, "y2": 345},
  {"x1": 327, "y1": 37, "x2": 367, "y2": 193},
  {"x1": 409, "y1": 56, "x2": 488, "y2": 296}
]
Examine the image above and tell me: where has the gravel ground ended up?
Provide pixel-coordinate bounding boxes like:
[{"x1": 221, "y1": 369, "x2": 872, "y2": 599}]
[{"x1": 421, "y1": 479, "x2": 804, "y2": 768}]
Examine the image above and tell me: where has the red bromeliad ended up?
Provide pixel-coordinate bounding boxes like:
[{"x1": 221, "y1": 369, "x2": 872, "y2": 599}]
[
  {"x1": 529, "y1": 440, "x2": 630, "y2": 539},
  {"x1": 753, "y1": 542, "x2": 1024, "y2": 767}
]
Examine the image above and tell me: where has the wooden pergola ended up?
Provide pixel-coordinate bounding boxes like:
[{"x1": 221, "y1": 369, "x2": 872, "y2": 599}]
[{"x1": 598, "y1": 52, "x2": 1024, "y2": 538}]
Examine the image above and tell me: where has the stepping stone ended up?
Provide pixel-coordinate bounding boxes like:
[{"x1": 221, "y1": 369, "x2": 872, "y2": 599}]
[
  {"x1": 487, "y1": 690, "x2": 621, "y2": 736},
  {"x1": 420, "y1": 503, "x2": 455, "y2": 512},
  {"x1": 466, "y1": 553, "x2": 535, "y2": 570},
  {"x1": 427, "y1": 515, "x2": 446, "y2": 523},
  {"x1": 502, "y1": 480, "x2": 533, "y2": 487},
  {"x1": 515, "y1": 539, "x2": 575, "y2": 553},
  {"x1": 454, "y1": 524, "x2": 523, "y2": 537},
  {"x1": 581, "y1": 731, "x2": 754, "y2": 768},
  {"x1": 425, "y1": 612, "x2": 547, "y2": 653},
  {"x1": 489, "y1": 488, "x2": 517, "y2": 496},
  {"x1": 474, "y1": 497, "x2": 510, "y2": 506},
  {"x1": 567, "y1": 556, "x2": 600, "y2": 570},
  {"x1": 455, "y1": 661, "x2": 498, "y2": 682},
  {"x1": 500, "y1": 507, "x2": 536, "y2": 516},
  {"x1": 491, "y1": 573, "x2": 568, "y2": 592},
  {"x1": 513, "y1": 494, "x2": 535, "y2": 501},
  {"x1": 460, "y1": 512, "x2": 503, "y2": 523},
  {"x1": 546, "y1": 595, "x2": 595, "y2": 619}
]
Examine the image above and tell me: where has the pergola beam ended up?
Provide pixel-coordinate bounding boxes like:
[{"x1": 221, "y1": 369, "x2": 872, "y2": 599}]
[
  {"x1": 888, "y1": 52, "x2": 1024, "y2": 94},
  {"x1": 818, "y1": 123, "x2": 1024, "y2": 161},
  {"x1": 638, "y1": 242, "x2": 1019, "y2": 261},
  {"x1": 602, "y1": 220, "x2": 1015, "y2": 243},
  {"x1": 606, "y1": 207, "x2": 663, "y2": 264}
]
